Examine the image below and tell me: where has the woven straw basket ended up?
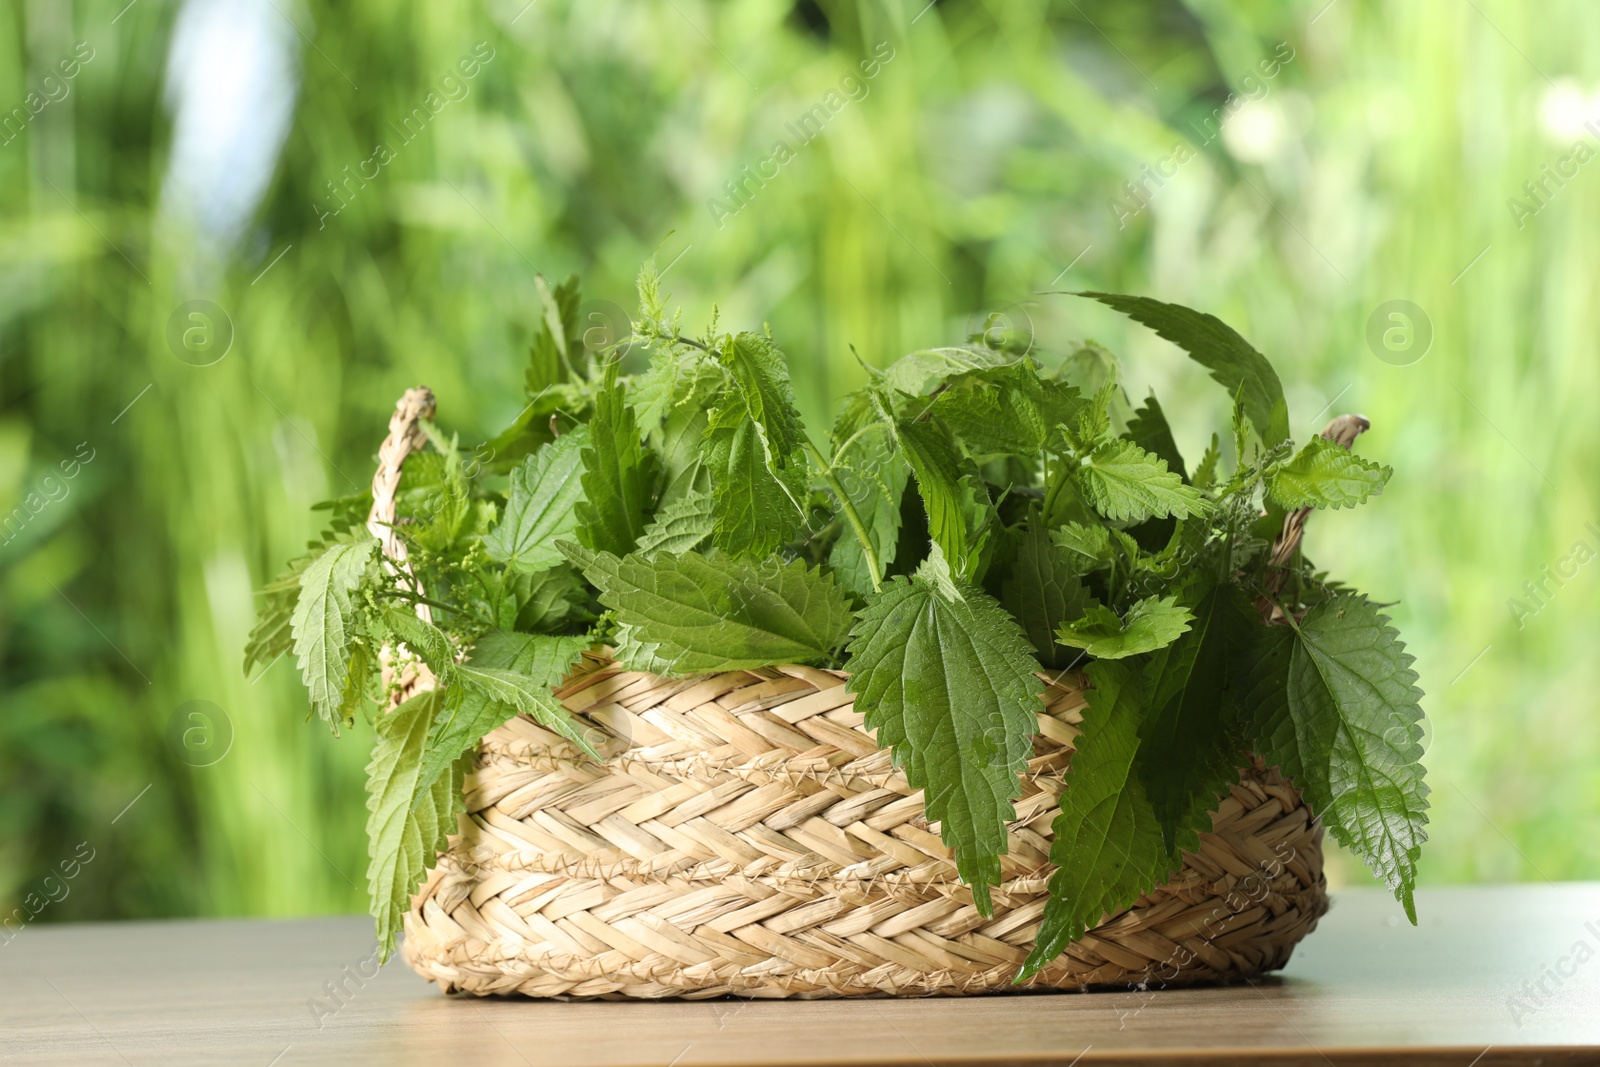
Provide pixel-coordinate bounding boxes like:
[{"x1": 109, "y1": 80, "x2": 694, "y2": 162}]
[{"x1": 369, "y1": 388, "x2": 1331, "y2": 1000}]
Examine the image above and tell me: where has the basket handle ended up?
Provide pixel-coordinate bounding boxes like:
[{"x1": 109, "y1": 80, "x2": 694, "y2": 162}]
[
  {"x1": 1255, "y1": 412, "x2": 1371, "y2": 621},
  {"x1": 367, "y1": 386, "x2": 438, "y2": 707}
]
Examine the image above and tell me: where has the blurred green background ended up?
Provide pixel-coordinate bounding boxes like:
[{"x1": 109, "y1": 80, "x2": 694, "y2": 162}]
[{"x1": 2, "y1": 0, "x2": 1595, "y2": 925}]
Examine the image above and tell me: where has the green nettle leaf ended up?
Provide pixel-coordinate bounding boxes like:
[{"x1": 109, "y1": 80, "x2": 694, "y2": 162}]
[
  {"x1": 406, "y1": 428, "x2": 483, "y2": 555},
  {"x1": 931, "y1": 362, "x2": 1050, "y2": 456},
  {"x1": 419, "y1": 632, "x2": 596, "y2": 790},
  {"x1": 954, "y1": 473, "x2": 1001, "y2": 583},
  {"x1": 630, "y1": 348, "x2": 701, "y2": 432},
  {"x1": 1018, "y1": 661, "x2": 1183, "y2": 980},
  {"x1": 1267, "y1": 437, "x2": 1393, "y2": 511},
  {"x1": 474, "y1": 627, "x2": 589, "y2": 679},
  {"x1": 290, "y1": 540, "x2": 376, "y2": 725},
  {"x1": 1002, "y1": 515, "x2": 1091, "y2": 668},
  {"x1": 479, "y1": 384, "x2": 591, "y2": 471},
  {"x1": 562, "y1": 543, "x2": 853, "y2": 672},
  {"x1": 1036, "y1": 378, "x2": 1087, "y2": 443},
  {"x1": 1049, "y1": 522, "x2": 1114, "y2": 566},
  {"x1": 1076, "y1": 292, "x2": 1290, "y2": 446},
  {"x1": 828, "y1": 422, "x2": 908, "y2": 598},
  {"x1": 1137, "y1": 583, "x2": 1258, "y2": 851},
  {"x1": 336, "y1": 641, "x2": 374, "y2": 723},
  {"x1": 1075, "y1": 437, "x2": 1209, "y2": 522},
  {"x1": 705, "y1": 406, "x2": 808, "y2": 557},
  {"x1": 896, "y1": 417, "x2": 976, "y2": 575},
  {"x1": 879, "y1": 346, "x2": 1014, "y2": 397},
  {"x1": 1055, "y1": 595, "x2": 1193, "y2": 660},
  {"x1": 1230, "y1": 385, "x2": 1252, "y2": 468},
  {"x1": 1132, "y1": 517, "x2": 1207, "y2": 588},
  {"x1": 483, "y1": 427, "x2": 591, "y2": 573},
  {"x1": 1241, "y1": 596, "x2": 1429, "y2": 922},
  {"x1": 379, "y1": 606, "x2": 457, "y2": 686},
  {"x1": 366, "y1": 687, "x2": 463, "y2": 961},
  {"x1": 918, "y1": 541, "x2": 966, "y2": 602},
  {"x1": 715, "y1": 331, "x2": 808, "y2": 459},
  {"x1": 1054, "y1": 339, "x2": 1119, "y2": 395},
  {"x1": 705, "y1": 332, "x2": 812, "y2": 557},
  {"x1": 455, "y1": 663, "x2": 601, "y2": 759},
  {"x1": 830, "y1": 387, "x2": 882, "y2": 444},
  {"x1": 1124, "y1": 392, "x2": 1188, "y2": 480},
  {"x1": 576, "y1": 363, "x2": 656, "y2": 557},
  {"x1": 637, "y1": 358, "x2": 721, "y2": 506},
  {"x1": 1193, "y1": 433, "x2": 1222, "y2": 490},
  {"x1": 532, "y1": 273, "x2": 583, "y2": 387},
  {"x1": 245, "y1": 553, "x2": 315, "y2": 677},
  {"x1": 635, "y1": 487, "x2": 716, "y2": 554},
  {"x1": 1075, "y1": 381, "x2": 1117, "y2": 445},
  {"x1": 845, "y1": 568, "x2": 1044, "y2": 916},
  {"x1": 510, "y1": 564, "x2": 591, "y2": 634}
]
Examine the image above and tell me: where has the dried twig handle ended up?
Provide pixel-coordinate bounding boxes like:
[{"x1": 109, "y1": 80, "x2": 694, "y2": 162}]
[
  {"x1": 1256, "y1": 412, "x2": 1371, "y2": 621},
  {"x1": 368, "y1": 386, "x2": 437, "y2": 708}
]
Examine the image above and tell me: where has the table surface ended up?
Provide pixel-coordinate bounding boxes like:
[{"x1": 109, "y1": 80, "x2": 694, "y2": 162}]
[{"x1": 3, "y1": 884, "x2": 1598, "y2": 1066}]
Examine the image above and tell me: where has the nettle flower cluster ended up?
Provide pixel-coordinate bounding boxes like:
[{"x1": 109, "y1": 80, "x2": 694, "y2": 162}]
[{"x1": 249, "y1": 264, "x2": 1429, "y2": 972}]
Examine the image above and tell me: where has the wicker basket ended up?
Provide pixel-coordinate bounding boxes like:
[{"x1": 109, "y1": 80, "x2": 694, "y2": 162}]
[{"x1": 369, "y1": 388, "x2": 1331, "y2": 999}]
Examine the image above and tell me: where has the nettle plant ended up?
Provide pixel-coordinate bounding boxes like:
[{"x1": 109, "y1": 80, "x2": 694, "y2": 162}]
[{"x1": 248, "y1": 265, "x2": 1429, "y2": 976}]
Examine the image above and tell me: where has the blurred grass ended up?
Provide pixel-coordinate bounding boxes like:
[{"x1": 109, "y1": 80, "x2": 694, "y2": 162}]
[{"x1": 1, "y1": 0, "x2": 1595, "y2": 924}]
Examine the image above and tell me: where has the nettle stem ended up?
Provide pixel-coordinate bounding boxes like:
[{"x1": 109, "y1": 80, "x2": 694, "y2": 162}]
[
  {"x1": 803, "y1": 438, "x2": 882, "y2": 593},
  {"x1": 1041, "y1": 448, "x2": 1078, "y2": 521}
]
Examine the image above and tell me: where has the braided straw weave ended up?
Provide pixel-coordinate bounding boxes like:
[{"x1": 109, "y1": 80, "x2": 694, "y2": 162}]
[{"x1": 369, "y1": 389, "x2": 1332, "y2": 999}]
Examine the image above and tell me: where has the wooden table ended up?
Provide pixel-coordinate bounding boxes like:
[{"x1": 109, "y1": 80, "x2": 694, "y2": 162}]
[{"x1": 4, "y1": 885, "x2": 1598, "y2": 1066}]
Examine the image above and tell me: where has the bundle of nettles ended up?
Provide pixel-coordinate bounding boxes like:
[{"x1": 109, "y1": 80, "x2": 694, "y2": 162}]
[{"x1": 246, "y1": 263, "x2": 1428, "y2": 975}]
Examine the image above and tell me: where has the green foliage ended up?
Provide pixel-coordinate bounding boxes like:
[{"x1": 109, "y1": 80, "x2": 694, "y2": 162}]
[
  {"x1": 1018, "y1": 661, "x2": 1186, "y2": 980},
  {"x1": 418, "y1": 631, "x2": 591, "y2": 792},
  {"x1": 1055, "y1": 596, "x2": 1193, "y2": 660},
  {"x1": 704, "y1": 332, "x2": 811, "y2": 557},
  {"x1": 1135, "y1": 583, "x2": 1257, "y2": 851},
  {"x1": 483, "y1": 427, "x2": 591, "y2": 573},
  {"x1": 715, "y1": 332, "x2": 809, "y2": 462},
  {"x1": 1239, "y1": 596, "x2": 1430, "y2": 921},
  {"x1": 1001, "y1": 514, "x2": 1090, "y2": 669},
  {"x1": 377, "y1": 606, "x2": 457, "y2": 686},
  {"x1": 563, "y1": 544, "x2": 853, "y2": 672},
  {"x1": 1268, "y1": 437, "x2": 1393, "y2": 511},
  {"x1": 251, "y1": 274, "x2": 1425, "y2": 974},
  {"x1": 635, "y1": 487, "x2": 715, "y2": 554},
  {"x1": 364, "y1": 687, "x2": 461, "y2": 961},
  {"x1": 896, "y1": 417, "x2": 986, "y2": 579},
  {"x1": 1075, "y1": 292, "x2": 1290, "y2": 447},
  {"x1": 845, "y1": 566, "x2": 1044, "y2": 916},
  {"x1": 879, "y1": 346, "x2": 1013, "y2": 396},
  {"x1": 509, "y1": 565, "x2": 591, "y2": 634},
  {"x1": 639, "y1": 359, "x2": 721, "y2": 508},
  {"x1": 1050, "y1": 522, "x2": 1114, "y2": 564},
  {"x1": 456, "y1": 661, "x2": 599, "y2": 760},
  {"x1": 289, "y1": 540, "x2": 375, "y2": 728},
  {"x1": 1193, "y1": 434, "x2": 1222, "y2": 490},
  {"x1": 244, "y1": 552, "x2": 315, "y2": 678},
  {"x1": 9, "y1": 2, "x2": 1511, "y2": 955},
  {"x1": 1074, "y1": 438, "x2": 1208, "y2": 522},
  {"x1": 576, "y1": 363, "x2": 656, "y2": 557},
  {"x1": 530, "y1": 274, "x2": 584, "y2": 390},
  {"x1": 1124, "y1": 393, "x2": 1188, "y2": 480},
  {"x1": 827, "y1": 421, "x2": 907, "y2": 598},
  {"x1": 931, "y1": 361, "x2": 1056, "y2": 456},
  {"x1": 704, "y1": 411, "x2": 809, "y2": 557}
]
